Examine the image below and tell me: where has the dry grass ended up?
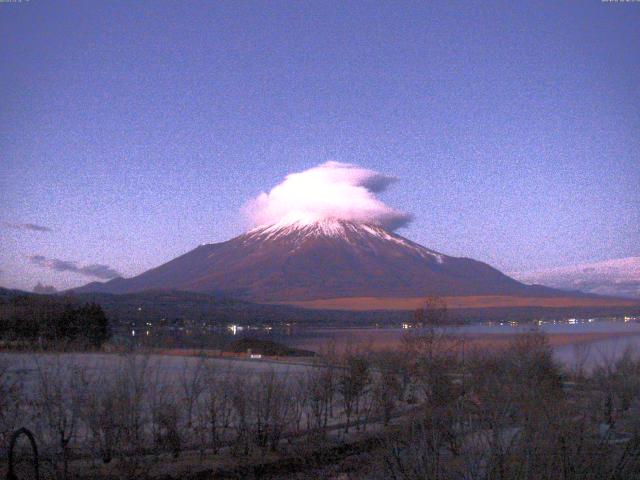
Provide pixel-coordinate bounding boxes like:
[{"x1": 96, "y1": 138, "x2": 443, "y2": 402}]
[
  {"x1": 290, "y1": 330, "x2": 640, "y2": 354},
  {"x1": 275, "y1": 295, "x2": 640, "y2": 311}
]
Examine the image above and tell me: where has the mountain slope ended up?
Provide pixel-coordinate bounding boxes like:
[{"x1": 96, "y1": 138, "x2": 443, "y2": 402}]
[
  {"x1": 74, "y1": 219, "x2": 571, "y2": 301},
  {"x1": 513, "y1": 257, "x2": 640, "y2": 299}
]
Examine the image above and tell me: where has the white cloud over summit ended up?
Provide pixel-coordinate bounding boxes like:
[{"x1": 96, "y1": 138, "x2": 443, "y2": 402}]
[{"x1": 244, "y1": 162, "x2": 412, "y2": 230}]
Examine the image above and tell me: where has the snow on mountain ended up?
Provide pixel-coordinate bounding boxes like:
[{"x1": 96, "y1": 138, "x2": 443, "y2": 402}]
[
  {"x1": 513, "y1": 257, "x2": 640, "y2": 298},
  {"x1": 245, "y1": 218, "x2": 444, "y2": 262}
]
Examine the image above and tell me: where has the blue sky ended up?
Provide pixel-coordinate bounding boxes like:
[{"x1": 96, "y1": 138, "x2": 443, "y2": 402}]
[{"x1": 1, "y1": 0, "x2": 638, "y2": 291}]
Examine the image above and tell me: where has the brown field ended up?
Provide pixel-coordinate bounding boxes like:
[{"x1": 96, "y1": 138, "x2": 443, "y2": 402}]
[{"x1": 276, "y1": 295, "x2": 640, "y2": 311}]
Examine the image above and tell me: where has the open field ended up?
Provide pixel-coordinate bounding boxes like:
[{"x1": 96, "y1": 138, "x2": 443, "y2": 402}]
[
  {"x1": 0, "y1": 352, "x2": 312, "y2": 389},
  {"x1": 277, "y1": 295, "x2": 640, "y2": 311}
]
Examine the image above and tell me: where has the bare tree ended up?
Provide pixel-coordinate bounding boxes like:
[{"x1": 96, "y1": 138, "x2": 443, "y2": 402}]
[
  {"x1": 0, "y1": 357, "x2": 23, "y2": 452},
  {"x1": 202, "y1": 362, "x2": 234, "y2": 454},
  {"x1": 110, "y1": 353, "x2": 154, "y2": 477},
  {"x1": 338, "y1": 354, "x2": 370, "y2": 433},
  {"x1": 570, "y1": 342, "x2": 592, "y2": 381},
  {"x1": 413, "y1": 296, "x2": 449, "y2": 327},
  {"x1": 252, "y1": 370, "x2": 291, "y2": 453},
  {"x1": 82, "y1": 372, "x2": 121, "y2": 465},
  {"x1": 288, "y1": 372, "x2": 310, "y2": 438},
  {"x1": 34, "y1": 354, "x2": 89, "y2": 479},
  {"x1": 179, "y1": 354, "x2": 206, "y2": 431},
  {"x1": 372, "y1": 355, "x2": 403, "y2": 426},
  {"x1": 154, "y1": 400, "x2": 182, "y2": 459},
  {"x1": 306, "y1": 366, "x2": 335, "y2": 436},
  {"x1": 230, "y1": 375, "x2": 251, "y2": 455},
  {"x1": 592, "y1": 346, "x2": 640, "y2": 426}
]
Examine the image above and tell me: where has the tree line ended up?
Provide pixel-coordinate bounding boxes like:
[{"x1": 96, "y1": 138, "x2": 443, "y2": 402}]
[{"x1": 0, "y1": 295, "x2": 111, "y2": 348}]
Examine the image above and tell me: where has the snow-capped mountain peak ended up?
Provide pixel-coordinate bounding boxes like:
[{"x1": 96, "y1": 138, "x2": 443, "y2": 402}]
[
  {"x1": 245, "y1": 218, "x2": 444, "y2": 262},
  {"x1": 247, "y1": 217, "x2": 362, "y2": 240}
]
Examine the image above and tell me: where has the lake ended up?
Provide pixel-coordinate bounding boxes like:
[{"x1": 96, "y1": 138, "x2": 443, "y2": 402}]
[{"x1": 261, "y1": 317, "x2": 640, "y2": 370}]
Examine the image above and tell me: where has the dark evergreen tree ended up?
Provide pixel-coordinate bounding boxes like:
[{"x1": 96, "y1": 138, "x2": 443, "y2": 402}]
[
  {"x1": 82, "y1": 302, "x2": 111, "y2": 347},
  {"x1": 0, "y1": 296, "x2": 111, "y2": 347}
]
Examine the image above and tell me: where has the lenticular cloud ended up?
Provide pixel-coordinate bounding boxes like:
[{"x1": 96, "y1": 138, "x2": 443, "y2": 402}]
[{"x1": 245, "y1": 161, "x2": 412, "y2": 231}]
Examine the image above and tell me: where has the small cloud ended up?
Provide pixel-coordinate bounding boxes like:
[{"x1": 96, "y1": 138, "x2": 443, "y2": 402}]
[
  {"x1": 78, "y1": 264, "x2": 122, "y2": 279},
  {"x1": 4, "y1": 222, "x2": 52, "y2": 232},
  {"x1": 29, "y1": 255, "x2": 121, "y2": 280},
  {"x1": 33, "y1": 282, "x2": 58, "y2": 294}
]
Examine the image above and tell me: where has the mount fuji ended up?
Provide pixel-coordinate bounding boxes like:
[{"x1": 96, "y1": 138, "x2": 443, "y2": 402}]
[{"x1": 73, "y1": 219, "x2": 569, "y2": 302}]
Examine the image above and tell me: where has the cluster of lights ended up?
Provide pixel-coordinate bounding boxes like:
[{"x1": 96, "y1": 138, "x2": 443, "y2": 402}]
[{"x1": 227, "y1": 324, "x2": 244, "y2": 335}]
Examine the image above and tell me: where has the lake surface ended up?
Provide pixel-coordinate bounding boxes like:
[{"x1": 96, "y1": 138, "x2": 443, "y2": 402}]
[
  {"x1": 262, "y1": 317, "x2": 640, "y2": 370},
  {"x1": 115, "y1": 316, "x2": 640, "y2": 370}
]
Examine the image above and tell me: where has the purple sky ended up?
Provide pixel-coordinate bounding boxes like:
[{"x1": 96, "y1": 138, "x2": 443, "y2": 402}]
[{"x1": 1, "y1": 1, "x2": 639, "y2": 292}]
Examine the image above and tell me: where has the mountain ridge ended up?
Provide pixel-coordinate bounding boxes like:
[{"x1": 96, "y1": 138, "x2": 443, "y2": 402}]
[
  {"x1": 514, "y1": 257, "x2": 640, "y2": 299},
  {"x1": 72, "y1": 219, "x2": 583, "y2": 301}
]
